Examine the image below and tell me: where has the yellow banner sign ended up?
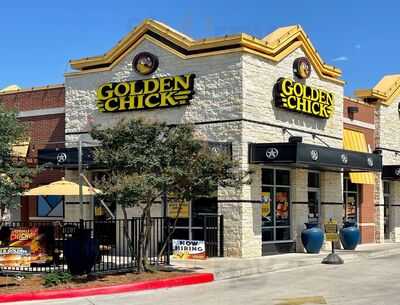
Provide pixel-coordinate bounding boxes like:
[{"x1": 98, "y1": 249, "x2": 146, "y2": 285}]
[
  {"x1": 324, "y1": 220, "x2": 339, "y2": 241},
  {"x1": 275, "y1": 78, "x2": 334, "y2": 119},
  {"x1": 168, "y1": 201, "x2": 189, "y2": 218},
  {"x1": 96, "y1": 74, "x2": 195, "y2": 112}
]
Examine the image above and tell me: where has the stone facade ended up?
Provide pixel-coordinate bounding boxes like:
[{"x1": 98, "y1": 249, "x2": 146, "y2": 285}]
[
  {"x1": 375, "y1": 96, "x2": 400, "y2": 242},
  {"x1": 64, "y1": 26, "x2": 344, "y2": 257}
]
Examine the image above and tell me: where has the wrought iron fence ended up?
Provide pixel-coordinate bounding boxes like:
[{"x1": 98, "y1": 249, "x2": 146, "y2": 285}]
[{"x1": 0, "y1": 215, "x2": 223, "y2": 274}]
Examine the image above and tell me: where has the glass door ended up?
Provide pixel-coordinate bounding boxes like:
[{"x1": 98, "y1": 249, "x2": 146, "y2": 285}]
[
  {"x1": 261, "y1": 168, "x2": 291, "y2": 243},
  {"x1": 383, "y1": 181, "x2": 390, "y2": 240},
  {"x1": 343, "y1": 176, "x2": 359, "y2": 223},
  {"x1": 307, "y1": 171, "x2": 320, "y2": 225}
]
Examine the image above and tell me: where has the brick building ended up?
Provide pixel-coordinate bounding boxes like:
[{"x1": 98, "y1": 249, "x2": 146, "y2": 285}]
[{"x1": 0, "y1": 85, "x2": 65, "y2": 221}]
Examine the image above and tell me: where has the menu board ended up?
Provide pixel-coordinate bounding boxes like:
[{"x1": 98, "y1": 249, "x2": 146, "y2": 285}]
[{"x1": 0, "y1": 227, "x2": 54, "y2": 267}]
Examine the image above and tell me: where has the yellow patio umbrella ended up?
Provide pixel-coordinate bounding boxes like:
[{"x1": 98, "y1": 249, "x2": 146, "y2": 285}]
[{"x1": 23, "y1": 177, "x2": 101, "y2": 196}]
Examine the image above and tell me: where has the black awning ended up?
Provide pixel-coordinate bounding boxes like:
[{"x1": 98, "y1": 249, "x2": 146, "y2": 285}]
[
  {"x1": 38, "y1": 141, "x2": 232, "y2": 169},
  {"x1": 38, "y1": 147, "x2": 95, "y2": 168},
  {"x1": 382, "y1": 165, "x2": 400, "y2": 180},
  {"x1": 249, "y1": 142, "x2": 382, "y2": 172}
]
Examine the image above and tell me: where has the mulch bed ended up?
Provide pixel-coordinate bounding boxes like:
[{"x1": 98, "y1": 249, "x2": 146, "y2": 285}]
[{"x1": 0, "y1": 268, "x2": 192, "y2": 295}]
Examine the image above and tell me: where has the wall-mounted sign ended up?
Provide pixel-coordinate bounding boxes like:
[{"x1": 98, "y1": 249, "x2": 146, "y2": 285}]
[
  {"x1": 168, "y1": 201, "x2": 189, "y2": 218},
  {"x1": 274, "y1": 78, "x2": 334, "y2": 119},
  {"x1": 293, "y1": 57, "x2": 311, "y2": 79},
  {"x1": 172, "y1": 239, "x2": 206, "y2": 260},
  {"x1": 96, "y1": 74, "x2": 196, "y2": 113},
  {"x1": 132, "y1": 52, "x2": 159, "y2": 75}
]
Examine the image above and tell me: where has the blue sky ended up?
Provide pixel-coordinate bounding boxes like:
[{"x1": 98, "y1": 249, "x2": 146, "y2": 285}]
[{"x1": 1, "y1": 0, "x2": 399, "y2": 96}]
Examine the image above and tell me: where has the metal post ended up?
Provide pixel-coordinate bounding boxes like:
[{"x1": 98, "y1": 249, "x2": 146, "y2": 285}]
[{"x1": 78, "y1": 139, "x2": 84, "y2": 220}]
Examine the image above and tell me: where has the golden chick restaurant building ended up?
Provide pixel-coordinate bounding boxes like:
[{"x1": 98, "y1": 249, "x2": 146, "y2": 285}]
[{"x1": 40, "y1": 20, "x2": 382, "y2": 257}]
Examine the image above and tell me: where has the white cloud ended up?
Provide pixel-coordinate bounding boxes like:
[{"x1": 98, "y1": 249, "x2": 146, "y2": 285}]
[{"x1": 332, "y1": 56, "x2": 349, "y2": 62}]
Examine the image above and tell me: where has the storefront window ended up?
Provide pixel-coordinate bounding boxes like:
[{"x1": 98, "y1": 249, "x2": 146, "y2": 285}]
[
  {"x1": 261, "y1": 168, "x2": 291, "y2": 242},
  {"x1": 343, "y1": 176, "x2": 359, "y2": 222}
]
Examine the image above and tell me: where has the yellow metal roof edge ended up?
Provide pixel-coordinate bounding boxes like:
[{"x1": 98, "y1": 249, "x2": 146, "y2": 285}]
[
  {"x1": 0, "y1": 84, "x2": 64, "y2": 96},
  {"x1": 355, "y1": 75, "x2": 400, "y2": 105},
  {"x1": 69, "y1": 19, "x2": 342, "y2": 81}
]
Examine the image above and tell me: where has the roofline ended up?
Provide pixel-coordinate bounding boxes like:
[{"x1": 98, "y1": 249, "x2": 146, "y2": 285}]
[
  {"x1": 68, "y1": 19, "x2": 343, "y2": 84},
  {"x1": 0, "y1": 84, "x2": 64, "y2": 96}
]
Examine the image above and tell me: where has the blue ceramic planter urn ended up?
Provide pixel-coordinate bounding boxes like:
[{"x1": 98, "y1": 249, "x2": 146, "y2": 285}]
[
  {"x1": 340, "y1": 221, "x2": 360, "y2": 250},
  {"x1": 301, "y1": 223, "x2": 324, "y2": 254}
]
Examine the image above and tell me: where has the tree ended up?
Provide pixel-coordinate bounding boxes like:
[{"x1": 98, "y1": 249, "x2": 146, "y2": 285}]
[
  {"x1": 0, "y1": 104, "x2": 34, "y2": 218},
  {"x1": 91, "y1": 119, "x2": 249, "y2": 272}
]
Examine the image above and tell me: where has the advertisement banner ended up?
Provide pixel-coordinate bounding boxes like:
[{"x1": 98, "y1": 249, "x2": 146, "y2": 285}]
[
  {"x1": 0, "y1": 227, "x2": 54, "y2": 267},
  {"x1": 172, "y1": 239, "x2": 206, "y2": 260}
]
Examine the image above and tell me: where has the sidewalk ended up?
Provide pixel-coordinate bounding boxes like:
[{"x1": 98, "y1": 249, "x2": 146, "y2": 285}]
[{"x1": 170, "y1": 242, "x2": 400, "y2": 280}]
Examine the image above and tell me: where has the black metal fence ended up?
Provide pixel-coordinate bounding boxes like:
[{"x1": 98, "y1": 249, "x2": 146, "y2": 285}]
[{"x1": 0, "y1": 215, "x2": 224, "y2": 274}]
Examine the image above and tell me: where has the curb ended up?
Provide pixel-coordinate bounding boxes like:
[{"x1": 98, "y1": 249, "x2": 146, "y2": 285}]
[{"x1": 0, "y1": 273, "x2": 214, "y2": 303}]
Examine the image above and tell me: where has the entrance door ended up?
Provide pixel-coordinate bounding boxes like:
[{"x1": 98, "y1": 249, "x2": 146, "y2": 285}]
[
  {"x1": 261, "y1": 168, "x2": 293, "y2": 254},
  {"x1": 307, "y1": 190, "x2": 320, "y2": 224},
  {"x1": 307, "y1": 171, "x2": 320, "y2": 225},
  {"x1": 383, "y1": 181, "x2": 391, "y2": 240}
]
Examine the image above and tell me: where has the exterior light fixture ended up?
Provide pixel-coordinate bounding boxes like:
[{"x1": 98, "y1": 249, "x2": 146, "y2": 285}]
[{"x1": 348, "y1": 106, "x2": 359, "y2": 119}]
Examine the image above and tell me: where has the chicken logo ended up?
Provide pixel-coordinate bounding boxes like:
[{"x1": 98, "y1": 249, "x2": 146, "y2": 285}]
[
  {"x1": 293, "y1": 57, "x2": 311, "y2": 79},
  {"x1": 132, "y1": 52, "x2": 159, "y2": 75}
]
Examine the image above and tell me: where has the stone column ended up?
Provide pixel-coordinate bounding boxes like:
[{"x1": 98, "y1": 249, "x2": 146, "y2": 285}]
[
  {"x1": 219, "y1": 142, "x2": 261, "y2": 257},
  {"x1": 320, "y1": 172, "x2": 343, "y2": 249},
  {"x1": 375, "y1": 178, "x2": 385, "y2": 243},
  {"x1": 290, "y1": 169, "x2": 308, "y2": 252},
  {"x1": 389, "y1": 181, "x2": 400, "y2": 242}
]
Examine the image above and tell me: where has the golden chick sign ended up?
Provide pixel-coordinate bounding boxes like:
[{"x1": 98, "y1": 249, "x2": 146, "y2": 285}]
[
  {"x1": 274, "y1": 78, "x2": 334, "y2": 119},
  {"x1": 96, "y1": 74, "x2": 195, "y2": 112}
]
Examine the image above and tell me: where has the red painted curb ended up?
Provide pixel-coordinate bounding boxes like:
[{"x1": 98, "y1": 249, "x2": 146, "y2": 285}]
[{"x1": 0, "y1": 273, "x2": 214, "y2": 303}]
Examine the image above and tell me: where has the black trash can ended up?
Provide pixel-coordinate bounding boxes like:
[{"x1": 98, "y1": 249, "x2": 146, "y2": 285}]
[{"x1": 63, "y1": 229, "x2": 99, "y2": 275}]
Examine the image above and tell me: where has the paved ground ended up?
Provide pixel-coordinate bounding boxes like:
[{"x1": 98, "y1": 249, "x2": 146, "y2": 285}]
[
  {"x1": 9, "y1": 252, "x2": 400, "y2": 305},
  {"x1": 170, "y1": 242, "x2": 400, "y2": 280}
]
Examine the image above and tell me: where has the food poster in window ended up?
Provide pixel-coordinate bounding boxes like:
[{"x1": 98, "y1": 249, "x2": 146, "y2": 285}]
[
  {"x1": 276, "y1": 191, "x2": 289, "y2": 224},
  {"x1": 0, "y1": 226, "x2": 55, "y2": 267},
  {"x1": 261, "y1": 192, "x2": 272, "y2": 222},
  {"x1": 346, "y1": 196, "x2": 357, "y2": 220}
]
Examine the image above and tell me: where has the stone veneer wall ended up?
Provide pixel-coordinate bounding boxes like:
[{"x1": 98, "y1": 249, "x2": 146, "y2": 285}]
[
  {"x1": 375, "y1": 97, "x2": 400, "y2": 242},
  {"x1": 65, "y1": 38, "x2": 252, "y2": 256},
  {"x1": 241, "y1": 49, "x2": 344, "y2": 254},
  {"x1": 65, "y1": 37, "x2": 345, "y2": 257}
]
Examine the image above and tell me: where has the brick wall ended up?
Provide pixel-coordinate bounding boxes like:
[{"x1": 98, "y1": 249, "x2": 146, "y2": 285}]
[
  {"x1": 0, "y1": 86, "x2": 65, "y2": 221},
  {"x1": 343, "y1": 97, "x2": 376, "y2": 243}
]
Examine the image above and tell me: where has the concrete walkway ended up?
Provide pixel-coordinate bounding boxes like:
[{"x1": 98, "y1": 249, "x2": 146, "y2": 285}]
[{"x1": 170, "y1": 242, "x2": 400, "y2": 280}]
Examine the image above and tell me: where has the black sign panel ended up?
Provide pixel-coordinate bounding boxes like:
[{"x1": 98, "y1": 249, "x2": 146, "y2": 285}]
[
  {"x1": 38, "y1": 147, "x2": 95, "y2": 168},
  {"x1": 249, "y1": 142, "x2": 382, "y2": 172},
  {"x1": 382, "y1": 165, "x2": 400, "y2": 180}
]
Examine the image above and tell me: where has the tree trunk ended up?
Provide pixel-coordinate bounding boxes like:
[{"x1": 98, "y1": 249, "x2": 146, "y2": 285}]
[
  {"x1": 156, "y1": 200, "x2": 184, "y2": 263},
  {"x1": 136, "y1": 203, "x2": 153, "y2": 273},
  {"x1": 121, "y1": 206, "x2": 135, "y2": 272}
]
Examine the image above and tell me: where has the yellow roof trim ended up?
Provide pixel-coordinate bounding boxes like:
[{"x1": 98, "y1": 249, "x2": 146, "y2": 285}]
[
  {"x1": 69, "y1": 19, "x2": 342, "y2": 82},
  {"x1": 355, "y1": 74, "x2": 400, "y2": 105}
]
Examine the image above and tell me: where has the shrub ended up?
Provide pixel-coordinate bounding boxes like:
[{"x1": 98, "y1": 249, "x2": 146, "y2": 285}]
[{"x1": 43, "y1": 271, "x2": 73, "y2": 287}]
